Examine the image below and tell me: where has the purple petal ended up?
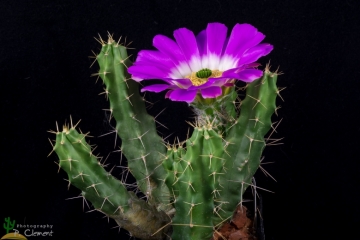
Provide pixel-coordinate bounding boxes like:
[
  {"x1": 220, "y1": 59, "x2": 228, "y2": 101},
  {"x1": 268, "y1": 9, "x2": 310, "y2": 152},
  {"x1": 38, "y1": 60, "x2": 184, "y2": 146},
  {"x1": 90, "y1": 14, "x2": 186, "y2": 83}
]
[
  {"x1": 168, "y1": 89, "x2": 197, "y2": 103},
  {"x1": 206, "y1": 23, "x2": 228, "y2": 56},
  {"x1": 245, "y1": 62, "x2": 261, "y2": 68},
  {"x1": 133, "y1": 50, "x2": 183, "y2": 78},
  {"x1": 165, "y1": 90, "x2": 173, "y2": 99},
  {"x1": 136, "y1": 50, "x2": 173, "y2": 66},
  {"x1": 221, "y1": 37, "x2": 229, "y2": 55},
  {"x1": 141, "y1": 84, "x2": 172, "y2": 93},
  {"x1": 196, "y1": 30, "x2": 210, "y2": 69},
  {"x1": 136, "y1": 50, "x2": 180, "y2": 73},
  {"x1": 196, "y1": 30, "x2": 207, "y2": 57},
  {"x1": 238, "y1": 43, "x2": 273, "y2": 65},
  {"x1": 224, "y1": 82, "x2": 235, "y2": 87},
  {"x1": 209, "y1": 78, "x2": 232, "y2": 87},
  {"x1": 206, "y1": 23, "x2": 228, "y2": 69},
  {"x1": 128, "y1": 65, "x2": 171, "y2": 81},
  {"x1": 172, "y1": 78, "x2": 193, "y2": 88},
  {"x1": 153, "y1": 35, "x2": 191, "y2": 76},
  {"x1": 174, "y1": 28, "x2": 202, "y2": 72},
  {"x1": 221, "y1": 67, "x2": 245, "y2": 79},
  {"x1": 224, "y1": 24, "x2": 265, "y2": 59},
  {"x1": 151, "y1": 78, "x2": 180, "y2": 85},
  {"x1": 237, "y1": 69, "x2": 263, "y2": 82},
  {"x1": 187, "y1": 77, "x2": 217, "y2": 90},
  {"x1": 222, "y1": 68, "x2": 263, "y2": 82},
  {"x1": 200, "y1": 86, "x2": 222, "y2": 98}
]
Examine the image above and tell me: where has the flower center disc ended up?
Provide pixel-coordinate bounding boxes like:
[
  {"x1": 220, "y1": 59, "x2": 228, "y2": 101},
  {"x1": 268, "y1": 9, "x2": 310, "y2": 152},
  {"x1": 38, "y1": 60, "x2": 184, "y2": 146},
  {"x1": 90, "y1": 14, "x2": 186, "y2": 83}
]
[
  {"x1": 196, "y1": 68, "x2": 212, "y2": 78},
  {"x1": 188, "y1": 68, "x2": 222, "y2": 86}
]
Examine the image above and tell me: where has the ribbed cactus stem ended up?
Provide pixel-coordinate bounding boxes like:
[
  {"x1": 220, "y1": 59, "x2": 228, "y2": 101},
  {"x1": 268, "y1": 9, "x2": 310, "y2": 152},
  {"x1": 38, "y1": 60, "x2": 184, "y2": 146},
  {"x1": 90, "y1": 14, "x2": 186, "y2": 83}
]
[
  {"x1": 94, "y1": 35, "x2": 171, "y2": 211},
  {"x1": 52, "y1": 123, "x2": 170, "y2": 239},
  {"x1": 169, "y1": 126, "x2": 224, "y2": 240},
  {"x1": 214, "y1": 66, "x2": 279, "y2": 225}
]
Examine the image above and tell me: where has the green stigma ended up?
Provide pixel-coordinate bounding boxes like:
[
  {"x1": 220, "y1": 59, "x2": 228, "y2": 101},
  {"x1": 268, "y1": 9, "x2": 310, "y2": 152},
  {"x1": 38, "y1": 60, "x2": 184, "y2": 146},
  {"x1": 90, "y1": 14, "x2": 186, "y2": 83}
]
[{"x1": 195, "y1": 68, "x2": 212, "y2": 78}]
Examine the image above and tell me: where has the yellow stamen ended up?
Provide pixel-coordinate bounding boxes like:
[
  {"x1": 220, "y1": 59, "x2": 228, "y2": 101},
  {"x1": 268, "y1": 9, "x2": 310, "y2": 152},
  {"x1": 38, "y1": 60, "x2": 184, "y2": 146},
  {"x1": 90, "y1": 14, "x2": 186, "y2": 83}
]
[{"x1": 187, "y1": 70, "x2": 222, "y2": 86}]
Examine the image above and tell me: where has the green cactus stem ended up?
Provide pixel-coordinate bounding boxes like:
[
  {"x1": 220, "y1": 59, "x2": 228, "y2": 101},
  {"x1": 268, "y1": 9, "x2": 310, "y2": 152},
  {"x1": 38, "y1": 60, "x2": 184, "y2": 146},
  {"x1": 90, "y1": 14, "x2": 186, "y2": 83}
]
[
  {"x1": 214, "y1": 66, "x2": 279, "y2": 226},
  {"x1": 50, "y1": 122, "x2": 170, "y2": 240},
  {"x1": 162, "y1": 65, "x2": 280, "y2": 239},
  {"x1": 93, "y1": 35, "x2": 171, "y2": 212},
  {"x1": 168, "y1": 126, "x2": 225, "y2": 240}
]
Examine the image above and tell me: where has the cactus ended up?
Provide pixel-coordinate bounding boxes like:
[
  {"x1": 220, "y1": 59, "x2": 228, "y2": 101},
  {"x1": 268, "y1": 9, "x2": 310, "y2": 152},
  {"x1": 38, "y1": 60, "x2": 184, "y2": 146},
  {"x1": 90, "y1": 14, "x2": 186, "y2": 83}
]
[
  {"x1": 3, "y1": 217, "x2": 15, "y2": 234},
  {"x1": 49, "y1": 23, "x2": 282, "y2": 240}
]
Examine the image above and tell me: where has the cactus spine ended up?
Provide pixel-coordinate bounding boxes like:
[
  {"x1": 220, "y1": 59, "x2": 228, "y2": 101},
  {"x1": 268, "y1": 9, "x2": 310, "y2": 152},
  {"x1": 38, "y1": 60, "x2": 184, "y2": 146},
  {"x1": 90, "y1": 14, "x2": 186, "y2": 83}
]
[{"x1": 49, "y1": 34, "x2": 281, "y2": 240}]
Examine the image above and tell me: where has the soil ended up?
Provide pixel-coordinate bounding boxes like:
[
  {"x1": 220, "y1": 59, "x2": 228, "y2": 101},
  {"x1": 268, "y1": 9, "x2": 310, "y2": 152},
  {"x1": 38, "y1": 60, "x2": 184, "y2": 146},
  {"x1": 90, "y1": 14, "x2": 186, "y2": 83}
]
[{"x1": 212, "y1": 205, "x2": 257, "y2": 240}]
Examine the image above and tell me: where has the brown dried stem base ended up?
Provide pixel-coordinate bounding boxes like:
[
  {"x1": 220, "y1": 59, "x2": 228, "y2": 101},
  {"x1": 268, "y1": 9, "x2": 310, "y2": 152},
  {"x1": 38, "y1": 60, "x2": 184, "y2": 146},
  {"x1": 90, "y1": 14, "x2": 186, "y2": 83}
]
[{"x1": 212, "y1": 205, "x2": 257, "y2": 240}]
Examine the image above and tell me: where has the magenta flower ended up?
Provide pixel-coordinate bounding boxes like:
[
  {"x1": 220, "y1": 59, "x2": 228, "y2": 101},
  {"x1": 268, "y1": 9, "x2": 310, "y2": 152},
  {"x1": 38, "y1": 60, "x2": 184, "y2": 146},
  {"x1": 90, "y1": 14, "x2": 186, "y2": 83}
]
[{"x1": 128, "y1": 23, "x2": 273, "y2": 103}]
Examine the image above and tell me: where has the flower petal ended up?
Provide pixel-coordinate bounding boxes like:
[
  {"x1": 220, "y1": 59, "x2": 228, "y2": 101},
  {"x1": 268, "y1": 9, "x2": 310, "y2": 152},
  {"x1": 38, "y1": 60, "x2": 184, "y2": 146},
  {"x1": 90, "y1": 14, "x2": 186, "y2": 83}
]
[
  {"x1": 153, "y1": 34, "x2": 192, "y2": 77},
  {"x1": 135, "y1": 50, "x2": 182, "y2": 78},
  {"x1": 196, "y1": 29, "x2": 211, "y2": 69},
  {"x1": 200, "y1": 86, "x2": 222, "y2": 98},
  {"x1": 128, "y1": 65, "x2": 171, "y2": 81},
  {"x1": 221, "y1": 67, "x2": 263, "y2": 82},
  {"x1": 174, "y1": 28, "x2": 202, "y2": 72},
  {"x1": 238, "y1": 43, "x2": 273, "y2": 65},
  {"x1": 209, "y1": 78, "x2": 232, "y2": 87},
  {"x1": 136, "y1": 50, "x2": 172, "y2": 66},
  {"x1": 165, "y1": 90, "x2": 172, "y2": 99},
  {"x1": 236, "y1": 69, "x2": 263, "y2": 82},
  {"x1": 196, "y1": 30, "x2": 207, "y2": 57},
  {"x1": 168, "y1": 89, "x2": 197, "y2": 103},
  {"x1": 224, "y1": 24, "x2": 265, "y2": 60},
  {"x1": 172, "y1": 78, "x2": 193, "y2": 88},
  {"x1": 206, "y1": 23, "x2": 228, "y2": 69},
  {"x1": 187, "y1": 77, "x2": 217, "y2": 90},
  {"x1": 141, "y1": 84, "x2": 172, "y2": 93}
]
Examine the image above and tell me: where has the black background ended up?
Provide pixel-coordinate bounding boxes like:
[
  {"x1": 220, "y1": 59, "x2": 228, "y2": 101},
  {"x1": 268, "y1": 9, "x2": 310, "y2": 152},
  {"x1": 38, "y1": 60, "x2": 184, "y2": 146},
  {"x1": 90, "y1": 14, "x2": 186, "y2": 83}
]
[{"x1": 1, "y1": 0, "x2": 359, "y2": 239}]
